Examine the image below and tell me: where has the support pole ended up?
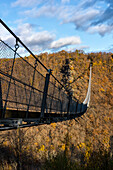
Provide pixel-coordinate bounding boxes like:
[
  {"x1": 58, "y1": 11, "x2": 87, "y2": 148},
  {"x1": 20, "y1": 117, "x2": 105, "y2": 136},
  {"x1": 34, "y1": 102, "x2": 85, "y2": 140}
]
[
  {"x1": 0, "y1": 78, "x2": 3, "y2": 118},
  {"x1": 41, "y1": 70, "x2": 51, "y2": 118}
]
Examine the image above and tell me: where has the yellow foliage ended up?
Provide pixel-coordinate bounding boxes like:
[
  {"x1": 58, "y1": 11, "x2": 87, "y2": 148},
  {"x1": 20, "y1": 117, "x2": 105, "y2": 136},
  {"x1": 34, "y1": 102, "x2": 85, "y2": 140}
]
[
  {"x1": 93, "y1": 62, "x2": 98, "y2": 66},
  {"x1": 100, "y1": 88, "x2": 105, "y2": 92},
  {"x1": 26, "y1": 145, "x2": 30, "y2": 150},
  {"x1": 34, "y1": 142, "x2": 38, "y2": 146},
  {"x1": 3, "y1": 141, "x2": 8, "y2": 146},
  {"x1": 50, "y1": 145, "x2": 54, "y2": 150},
  {"x1": 61, "y1": 144, "x2": 65, "y2": 151},
  {"x1": 77, "y1": 142, "x2": 93, "y2": 164},
  {"x1": 39, "y1": 145, "x2": 45, "y2": 152},
  {"x1": 102, "y1": 136, "x2": 110, "y2": 150},
  {"x1": 70, "y1": 65, "x2": 74, "y2": 70},
  {"x1": 104, "y1": 116, "x2": 109, "y2": 122},
  {"x1": 99, "y1": 60, "x2": 102, "y2": 65},
  {"x1": 8, "y1": 165, "x2": 12, "y2": 170},
  {"x1": 85, "y1": 150, "x2": 91, "y2": 163},
  {"x1": 103, "y1": 129, "x2": 109, "y2": 135},
  {"x1": 51, "y1": 123, "x2": 56, "y2": 128},
  {"x1": 93, "y1": 60, "x2": 102, "y2": 66},
  {"x1": 69, "y1": 79, "x2": 73, "y2": 83},
  {"x1": 77, "y1": 142, "x2": 86, "y2": 149},
  {"x1": 46, "y1": 137, "x2": 50, "y2": 143}
]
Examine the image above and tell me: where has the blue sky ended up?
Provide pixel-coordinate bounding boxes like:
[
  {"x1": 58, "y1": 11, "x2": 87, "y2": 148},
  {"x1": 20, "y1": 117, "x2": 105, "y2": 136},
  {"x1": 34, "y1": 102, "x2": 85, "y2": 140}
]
[{"x1": 1, "y1": 0, "x2": 113, "y2": 55}]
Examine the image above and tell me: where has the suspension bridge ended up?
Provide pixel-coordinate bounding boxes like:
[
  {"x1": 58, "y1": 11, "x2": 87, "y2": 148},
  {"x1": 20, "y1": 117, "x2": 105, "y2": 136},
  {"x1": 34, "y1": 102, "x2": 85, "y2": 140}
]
[{"x1": 0, "y1": 19, "x2": 92, "y2": 130}]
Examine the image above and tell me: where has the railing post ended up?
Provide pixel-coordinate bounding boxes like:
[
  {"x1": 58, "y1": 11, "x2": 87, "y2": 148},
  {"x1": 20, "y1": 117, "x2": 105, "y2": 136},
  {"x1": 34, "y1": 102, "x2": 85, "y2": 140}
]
[
  {"x1": 67, "y1": 95, "x2": 72, "y2": 118},
  {"x1": 0, "y1": 78, "x2": 3, "y2": 118},
  {"x1": 75, "y1": 100, "x2": 78, "y2": 113},
  {"x1": 49, "y1": 80, "x2": 56, "y2": 114},
  {"x1": 41, "y1": 69, "x2": 51, "y2": 118}
]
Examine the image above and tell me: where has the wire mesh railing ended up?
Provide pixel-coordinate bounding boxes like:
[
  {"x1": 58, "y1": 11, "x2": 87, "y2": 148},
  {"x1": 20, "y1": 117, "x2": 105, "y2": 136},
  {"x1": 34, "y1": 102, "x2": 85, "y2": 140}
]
[
  {"x1": 0, "y1": 40, "x2": 45, "y2": 117},
  {"x1": 0, "y1": 38, "x2": 73, "y2": 118},
  {"x1": 0, "y1": 19, "x2": 88, "y2": 122}
]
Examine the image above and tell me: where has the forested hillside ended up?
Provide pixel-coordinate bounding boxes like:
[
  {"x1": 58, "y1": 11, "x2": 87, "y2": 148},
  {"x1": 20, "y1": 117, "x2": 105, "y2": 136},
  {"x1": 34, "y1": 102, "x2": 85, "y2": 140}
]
[
  {"x1": 36, "y1": 50, "x2": 113, "y2": 150},
  {"x1": 0, "y1": 50, "x2": 113, "y2": 169}
]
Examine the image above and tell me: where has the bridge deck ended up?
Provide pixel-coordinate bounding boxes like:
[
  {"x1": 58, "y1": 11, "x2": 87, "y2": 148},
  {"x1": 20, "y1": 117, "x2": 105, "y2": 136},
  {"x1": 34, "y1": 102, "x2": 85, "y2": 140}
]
[{"x1": 0, "y1": 107, "x2": 86, "y2": 130}]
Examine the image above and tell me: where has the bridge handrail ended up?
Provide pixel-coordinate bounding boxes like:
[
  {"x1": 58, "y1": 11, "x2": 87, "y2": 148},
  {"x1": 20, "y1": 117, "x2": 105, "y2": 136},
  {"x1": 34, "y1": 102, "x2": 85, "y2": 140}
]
[
  {"x1": 0, "y1": 19, "x2": 70, "y2": 95},
  {"x1": 0, "y1": 75, "x2": 63, "y2": 102},
  {"x1": 0, "y1": 19, "x2": 91, "y2": 125}
]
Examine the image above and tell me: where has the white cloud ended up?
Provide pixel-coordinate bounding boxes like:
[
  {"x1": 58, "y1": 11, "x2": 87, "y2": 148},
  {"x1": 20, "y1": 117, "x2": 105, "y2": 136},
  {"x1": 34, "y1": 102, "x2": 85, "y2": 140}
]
[
  {"x1": 88, "y1": 24, "x2": 113, "y2": 36},
  {"x1": 15, "y1": 23, "x2": 56, "y2": 52},
  {"x1": 61, "y1": 0, "x2": 70, "y2": 3},
  {"x1": 24, "y1": 31, "x2": 55, "y2": 47},
  {"x1": 0, "y1": 21, "x2": 82, "y2": 53},
  {"x1": 21, "y1": 0, "x2": 112, "y2": 36},
  {"x1": 23, "y1": 6, "x2": 57, "y2": 18},
  {"x1": 1, "y1": 22, "x2": 82, "y2": 53},
  {"x1": 11, "y1": 0, "x2": 43, "y2": 7},
  {"x1": 76, "y1": 45, "x2": 90, "y2": 50},
  {"x1": 11, "y1": 0, "x2": 113, "y2": 36},
  {"x1": 64, "y1": 9, "x2": 100, "y2": 29},
  {"x1": 0, "y1": 24, "x2": 15, "y2": 47},
  {"x1": 65, "y1": 45, "x2": 89, "y2": 52},
  {"x1": 50, "y1": 36, "x2": 81, "y2": 49},
  {"x1": 0, "y1": 22, "x2": 56, "y2": 53},
  {"x1": 22, "y1": 4, "x2": 70, "y2": 20},
  {"x1": 61, "y1": 0, "x2": 113, "y2": 35},
  {"x1": 108, "y1": 47, "x2": 113, "y2": 53},
  {"x1": 0, "y1": 23, "x2": 82, "y2": 54}
]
